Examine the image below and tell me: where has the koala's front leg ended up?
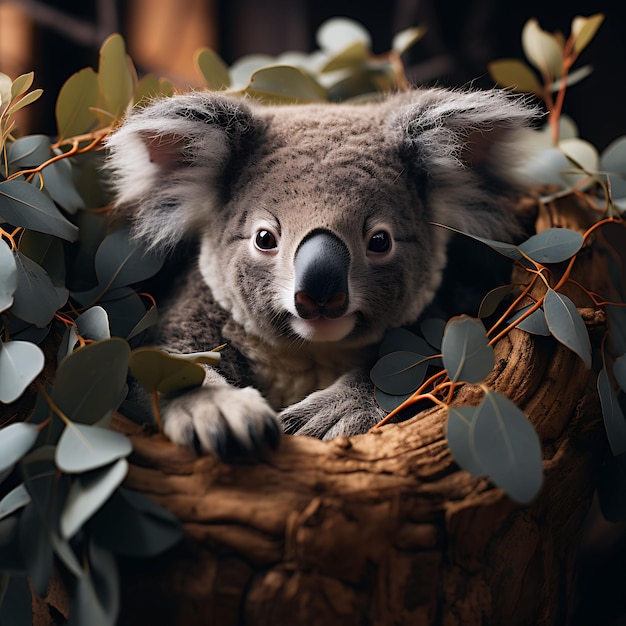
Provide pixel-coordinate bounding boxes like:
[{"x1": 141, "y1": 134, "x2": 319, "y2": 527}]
[
  {"x1": 278, "y1": 370, "x2": 385, "y2": 440},
  {"x1": 161, "y1": 368, "x2": 280, "y2": 459}
]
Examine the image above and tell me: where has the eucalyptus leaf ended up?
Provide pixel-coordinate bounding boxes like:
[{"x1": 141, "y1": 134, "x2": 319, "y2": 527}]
[
  {"x1": 392, "y1": 26, "x2": 426, "y2": 56},
  {"x1": 488, "y1": 59, "x2": 541, "y2": 93},
  {"x1": 41, "y1": 157, "x2": 85, "y2": 213},
  {"x1": 559, "y1": 137, "x2": 599, "y2": 188},
  {"x1": 600, "y1": 136, "x2": 626, "y2": 199},
  {"x1": 55, "y1": 67, "x2": 100, "y2": 141},
  {"x1": 173, "y1": 350, "x2": 221, "y2": 366},
  {"x1": 378, "y1": 328, "x2": 436, "y2": 358},
  {"x1": 98, "y1": 287, "x2": 150, "y2": 339},
  {"x1": 90, "y1": 487, "x2": 183, "y2": 557},
  {"x1": 10, "y1": 71, "x2": 34, "y2": 99},
  {"x1": 0, "y1": 576, "x2": 31, "y2": 625},
  {"x1": 518, "y1": 228, "x2": 583, "y2": 264},
  {"x1": 0, "y1": 340, "x2": 45, "y2": 404},
  {"x1": 246, "y1": 66, "x2": 326, "y2": 103},
  {"x1": 432, "y1": 223, "x2": 522, "y2": 261},
  {"x1": 133, "y1": 73, "x2": 174, "y2": 106},
  {"x1": 51, "y1": 338, "x2": 131, "y2": 425},
  {"x1": 95, "y1": 226, "x2": 164, "y2": 291},
  {"x1": 98, "y1": 34, "x2": 135, "y2": 122},
  {"x1": 508, "y1": 306, "x2": 551, "y2": 336},
  {"x1": 598, "y1": 368, "x2": 626, "y2": 456},
  {"x1": 7, "y1": 134, "x2": 50, "y2": 168},
  {"x1": 67, "y1": 539, "x2": 120, "y2": 625},
  {"x1": 229, "y1": 54, "x2": 275, "y2": 89},
  {"x1": 60, "y1": 458, "x2": 128, "y2": 539},
  {"x1": 51, "y1": 532, "x2": 83, "y2": 578},
  {"x1": 0, "y1": 239, "x2": 17, "y2": 313},
  {"x1": 0, "y1": 484, "x2": 31, "y2": 521},
  {"x1": 6, "y1": 89, "x2": 43, "y2": 117},
  {"x1": 543, "y1": 289, "x2": 592, "y2": 368},
  {"x1": 320, "y1": 42, "x2": 369, "y2": 73},
  {"x1": 478, "y1": 285, "x2": 514, "y2": 318},
  {"x1": 441, "y1": 316, "x2": 494, "y2": 383},
  {"x1": 0, "y1": 179, "x2": 78, "y2": 241},
  {"x1": 521, "y1": 18, "x2": 563, "y2": 78},
  {"x1": 374, "y1": 388, "x2": 412, "y2": 412},
  {"x1": 18, "y1": 499, "x2": 53, "y2": 596},
  {"x1": 126, "y1": 304, "x2": 158, "y2": 341},
  {"x1": 316, "y1": 17, "x2": 372, "y2": 53},
  {"x1": 195, "y1": 48, "x2": 231, "y2": 90},
  {"x1": 572, "y1": 13, "x2": 604, "y2": 54},
  {"x1": 0, "y1": 422, "x2": 39, "y2": 474},
  {"x1": 370, "y1": 351, "x2": 430, "y2": 395},
  {"x1": 446, "y1": 405, "x2": 485, "y2": 477},
  {"x1": 472, "y1": 390, "x2": 543, "y2": 504},
  {"x1": 548, "y1": 64, "x2": 594, "y2": 93},
  {"x1": 12, "y1": 252, "x2": 66, "y2": 327},
  {"x1": 129, "y1": 347, "x2": 206, "y2": 395},
  {"x1": 614, "y1": 355, "x2": 626, "y2": 393},
  {"x1": 76, "y1": 306, "x2": 111, "y2": 342},
  {"x1": 420, "y1": 318, "x2": 447, "y2": 350},
  {"x1": 18, "y1": 230, "x2": 66, "y2": 287}
]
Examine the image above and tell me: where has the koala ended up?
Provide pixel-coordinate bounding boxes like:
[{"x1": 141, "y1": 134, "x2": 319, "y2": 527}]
[{"x1": 106, "y1": 88, "x2": 533, "y2": 458}]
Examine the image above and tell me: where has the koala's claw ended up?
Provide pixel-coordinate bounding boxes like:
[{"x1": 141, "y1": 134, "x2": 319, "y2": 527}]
[{"x1": 161, "y1": 385, "x2": 280, "y2": 460}]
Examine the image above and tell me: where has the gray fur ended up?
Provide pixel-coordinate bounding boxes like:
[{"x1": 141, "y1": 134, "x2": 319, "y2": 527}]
[{"x1": 106, "y1": 88, "x2": 534, "y2": 456}]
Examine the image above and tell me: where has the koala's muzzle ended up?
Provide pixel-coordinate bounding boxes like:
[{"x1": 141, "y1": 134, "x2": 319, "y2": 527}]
[{"x1": 294, "y1": 230, "x2": 350, "y2": 320}]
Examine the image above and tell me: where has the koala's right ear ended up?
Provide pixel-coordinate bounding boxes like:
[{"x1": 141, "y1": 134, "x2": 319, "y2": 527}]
[{"x1": 106, "y1": 93, "x2": 256, "y2": 250}]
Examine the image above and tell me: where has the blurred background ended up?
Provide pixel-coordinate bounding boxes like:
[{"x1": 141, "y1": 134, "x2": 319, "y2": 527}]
[{"x1": 0, "y1": 0, "x2": 624, "y2": 147}]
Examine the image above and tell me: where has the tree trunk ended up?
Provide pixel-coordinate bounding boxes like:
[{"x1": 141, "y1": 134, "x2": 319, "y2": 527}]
[
  {"x1": 35, "y1": 193, "x2": 610, "y2": 625},
  {"x1": 107, "y1": 314, "x2": 603, "y2": 626}
]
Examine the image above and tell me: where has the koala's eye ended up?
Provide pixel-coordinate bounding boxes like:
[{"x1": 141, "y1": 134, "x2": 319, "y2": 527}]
[
  {"x1": 367, "y1": 231, "x2": 391, "y2": 254},
  {"x1": 254, "y1": 229, "x2": 278, "y2": 251}
]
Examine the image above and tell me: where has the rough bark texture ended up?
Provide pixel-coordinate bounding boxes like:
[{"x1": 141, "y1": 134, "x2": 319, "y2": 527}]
[{"x1": 34, "y1": 193, "x2": 611, "y2": 625}]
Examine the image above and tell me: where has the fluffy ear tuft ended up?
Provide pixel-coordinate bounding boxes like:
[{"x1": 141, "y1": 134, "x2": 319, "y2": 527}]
[
  {"x1": 392, "y1": 88, "x2": 539, "y2": 241},
  {"x1": 106, "y1": 93, "x2": 256, "y2": 251}
]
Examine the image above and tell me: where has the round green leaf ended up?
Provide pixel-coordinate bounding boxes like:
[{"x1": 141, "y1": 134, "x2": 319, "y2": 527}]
[
  {"x1": 478, "y1": 285, "x2": 514, "y2": 319},
  {"x1": 370, "y1": 351, "x2": 430, "y2": 395},
  {"x1": 0, "y1": 340, "x2": 45, "y2": 404},
  {"x1": 614, "y1": 355, "x2": 626, "y2": 393},
  {"x1": 90, "y1": 487, "x2": 183, "y2": 557},
  {"x1": 548, "y1": 65, "x2": 594, "y2": 93},
  {"x1": 129, "y1": 347, "x2": 206, "y2": 395},
  {"x1": 55, "y1": 67, "x2": 100, "y2": 141},
  {"x1": 11, "y1": 252, "x2": 66, "y2": 327},
  {"x1": 392, "y1": 26, "x2": 426, "y2": 56},
  {"x1": 61, "y1": 458, "x2": 128, "y2": 540},
  {"x1": 320, "y1": 42, "x2": 369, "y2": 73},
  {"x1": 95, "y1": 226, "x2": 164, "y2": 291},
  {"x1": 51, "y1": 338, "x2": 131, "y2": 424},
  {"x1": 0, "y1": 484, "x2": 31, "y2": 520},
  {"x1": 374, "y1": 387, "x2": 412, "y2": 413},
  {"x1": 559, "y1": 137, "x2": 599, "y2": 188},
  {"x1": 598, "y1": 367, "x2": 626, "y2": 456},
  {"x1": 518, "y1": 228, "x2": 584, "y2": 264},
  {"x1": 543, "y1": 289, "x2": 592, "y2": 368},
  {"x1": 420, "y1": 318, "x2": 447, "y2": 350},
  {"x1": 7, "y1": 135, "x2": 50, "y2": 168},
  {"x1": 441, "y1": 316, "x2": 494, "y2": 383},
  {"x1": 229, "y1": 54, "x2": 275, "y2": 89},
  {"x1": 508, "y1": 306, "x2": 551, "y2": 336},
  {"x1": 316, "y1": 17, "x2": 372, "y2": 53},
  {"x1": 0, "y1": 239, "x2": 17, "y2": 313},
  {"x1": 98, "y1": 33, "x2": 135, "y2": 121},
  {"x1": 472, "y1": 390, "x2": 543, "y2": 504},
  {"x1": 41, "y1": 157, "x2": 85, "y2": 213},
  {"x1": 600, "y1": 136, "x2": 626, "y2": 198},
  {"x1": 522, "y1": 18, "x2": 563, "y2": 78},
  {"x1": 0, "y1": 180, "x2": 78, "y2": 241},
  {"x1": 56, "y1": 424, "x2": 131, "y2": 475},
  {"x1": 446, "y1": 405, "x2": 485, "y2": 477},
  {"x1": 0, "y1": 422, "x2": 39, "y2": 474},
  {"x1": 246, "y1": 66, "x2": 326, "y2": 103},
  {"x1": 378, "y1": 328, "x2": 436, "y2": 357},
  {"x1": 488, "y1": 59, "x2": 541, "y2": 93},
  {"x1": 97, "y1": 287, "x2": 150, "y2": 339},
  {"x1": 75, "y1": 306, "x2": 111, "y2": 342},
  {"x1": 10, "y1": 72, "x2": 34, "y2": 99},
  {"x1": 195, "y1": 48, "x2": 231, "y2": 90},
  {"x1": 572, "y1": 13, "x2": 604, "y2": 54},
  {"x1": 18, "y1": 230, "x2": 66, "y2": 287}
]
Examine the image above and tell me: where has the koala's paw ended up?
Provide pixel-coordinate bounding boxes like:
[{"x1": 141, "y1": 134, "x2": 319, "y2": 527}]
[
  {"x1": 161, "y1": 385, "x2": 280, "y2": 459},
  {"x1": 278, "y1": 390, "x2": 383, "y2": 441}
]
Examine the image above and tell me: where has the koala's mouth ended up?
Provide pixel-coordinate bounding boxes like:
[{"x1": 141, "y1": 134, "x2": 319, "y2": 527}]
[{"x1": 289, "y1": 313, "x2": 356, "y2": 343}]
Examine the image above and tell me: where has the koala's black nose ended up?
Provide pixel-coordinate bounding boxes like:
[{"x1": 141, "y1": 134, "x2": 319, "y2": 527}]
[{"x1": 294, "y1": 229, "x2": 350, "y2": 320}]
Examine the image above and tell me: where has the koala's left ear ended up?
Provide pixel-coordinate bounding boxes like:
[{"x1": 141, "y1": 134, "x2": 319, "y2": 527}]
[
  {"x1": 391, "y1": 88, "x2": 538, "y2": 240},
  {"x1": 106, "y1": 93, "x2": 256, "y2": 250}
]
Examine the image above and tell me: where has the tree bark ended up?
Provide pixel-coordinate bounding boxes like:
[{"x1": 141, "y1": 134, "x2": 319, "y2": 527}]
[
  {"x1": 36, "y1": 193, "x2": 610, "y2": 625},
  {"x1": 106, "y1": 310, "x2": 603, "y2": 626}
]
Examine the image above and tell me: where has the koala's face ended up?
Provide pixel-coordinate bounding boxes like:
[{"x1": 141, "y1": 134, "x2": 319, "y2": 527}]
[{"x1": 107, "y1": 90, "x2": 532, "y2": 349}]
